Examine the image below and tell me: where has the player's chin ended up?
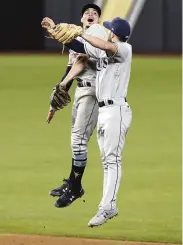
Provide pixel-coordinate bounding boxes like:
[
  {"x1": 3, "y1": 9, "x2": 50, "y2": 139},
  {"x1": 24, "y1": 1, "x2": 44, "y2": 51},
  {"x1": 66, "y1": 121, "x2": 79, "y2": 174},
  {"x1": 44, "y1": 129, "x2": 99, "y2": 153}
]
[{"x1": 87, "y1": 21, "x2": 95, "y2": 26}]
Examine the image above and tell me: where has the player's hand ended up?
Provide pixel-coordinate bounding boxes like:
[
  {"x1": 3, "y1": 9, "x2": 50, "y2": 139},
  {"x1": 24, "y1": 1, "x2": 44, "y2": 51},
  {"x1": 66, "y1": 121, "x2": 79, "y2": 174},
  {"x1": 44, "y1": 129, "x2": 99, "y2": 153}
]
[
  {"x1": 41, "y1": 17, "x2": 55, "y2": 30},
  {"x1": 46, "y1": 106, "x2": 57, "y2": 124},
  {"x1": 46, "y1": 23, "x2": 83, "y2": 44}
]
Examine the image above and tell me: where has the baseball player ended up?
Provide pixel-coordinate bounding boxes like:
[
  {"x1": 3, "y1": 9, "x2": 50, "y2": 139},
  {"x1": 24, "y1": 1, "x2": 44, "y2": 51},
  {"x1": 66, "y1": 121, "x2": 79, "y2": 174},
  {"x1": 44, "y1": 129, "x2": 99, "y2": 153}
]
[
  {"x1": 54, "y1": 17, "x2": 133, "y2": 227},
  {"x1": 41, "y1": 4, "x2": 108, "y2": 208}
]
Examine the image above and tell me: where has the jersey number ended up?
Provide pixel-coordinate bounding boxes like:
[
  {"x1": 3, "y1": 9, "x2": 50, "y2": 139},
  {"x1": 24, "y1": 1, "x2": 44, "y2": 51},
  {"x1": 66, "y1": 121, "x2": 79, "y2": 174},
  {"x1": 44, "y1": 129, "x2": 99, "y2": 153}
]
[{"x1": 97, "y1": 58, "x2": 108, "y2": 71}]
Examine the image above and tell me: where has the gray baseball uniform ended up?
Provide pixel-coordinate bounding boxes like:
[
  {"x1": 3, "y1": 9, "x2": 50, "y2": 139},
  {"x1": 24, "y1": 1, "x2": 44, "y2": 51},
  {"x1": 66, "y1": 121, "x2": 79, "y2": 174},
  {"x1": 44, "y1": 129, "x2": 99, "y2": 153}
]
[
  {"x1": 68, "y1": 29, "x2": 108, "y2": 168},
  {"x1": 84, "y1": 25, "x2": 132, "y2": 211}
]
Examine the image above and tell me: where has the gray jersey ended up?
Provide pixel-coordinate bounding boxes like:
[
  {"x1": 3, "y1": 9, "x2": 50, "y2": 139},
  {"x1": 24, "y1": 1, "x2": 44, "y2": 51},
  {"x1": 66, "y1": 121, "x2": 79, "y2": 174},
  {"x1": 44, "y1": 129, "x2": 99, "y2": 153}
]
[
  {"x1": 84, "y1": 30, "x2": 132, "y2": 101},
  {"x1": 68, "y1": 25, "x2": 108, "y2": 88}
]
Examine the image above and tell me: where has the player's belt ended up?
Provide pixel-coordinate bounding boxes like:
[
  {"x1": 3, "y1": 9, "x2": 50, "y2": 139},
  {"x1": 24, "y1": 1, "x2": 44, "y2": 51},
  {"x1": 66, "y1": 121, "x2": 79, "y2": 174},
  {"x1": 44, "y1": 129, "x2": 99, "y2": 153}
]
[
  {"x1": 98, "y1": 98, "x2": 127, "y2": 107},
  {"x1": 77, "y1": 79, "x2": 91, "y2": 87}
]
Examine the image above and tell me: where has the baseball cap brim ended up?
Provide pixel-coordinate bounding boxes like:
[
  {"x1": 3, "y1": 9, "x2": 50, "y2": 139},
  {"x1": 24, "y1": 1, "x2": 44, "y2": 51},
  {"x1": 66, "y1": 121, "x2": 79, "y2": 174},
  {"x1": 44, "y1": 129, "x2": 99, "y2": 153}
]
[{"x1": 103, "y1": 21, "x2": 113, "y2": 31}]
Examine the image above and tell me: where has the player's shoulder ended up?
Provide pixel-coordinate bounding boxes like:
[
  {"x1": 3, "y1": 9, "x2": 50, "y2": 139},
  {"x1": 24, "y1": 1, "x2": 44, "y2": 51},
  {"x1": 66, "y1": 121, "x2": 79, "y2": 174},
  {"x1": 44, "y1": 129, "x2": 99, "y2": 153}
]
[
  {"x1": 91, "y1": 24, "x2": 106, "y2": 31},
  {"x1": 117, "y1": 42, "x2": 132, "y2": 53},
  {"x1": 85, "y1": 24, "x2": 106, "y2": 35},
  {"x1": 85, "y1": 24, "x2": 108, "y2": 40},
  {"x1": 118, "y1": 42, "x2": 131, "y2": 48}
]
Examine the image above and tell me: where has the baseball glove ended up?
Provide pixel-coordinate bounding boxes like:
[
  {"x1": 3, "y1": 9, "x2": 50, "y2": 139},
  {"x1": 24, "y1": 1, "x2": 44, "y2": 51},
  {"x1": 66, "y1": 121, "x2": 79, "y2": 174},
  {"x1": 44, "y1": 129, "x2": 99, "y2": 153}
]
[
  {"x1": 47, "y1": 23, "x2": 83, "y2": 44},
  {"x1": 50, "y1": 83, "x2": 71, "y2": 110}
]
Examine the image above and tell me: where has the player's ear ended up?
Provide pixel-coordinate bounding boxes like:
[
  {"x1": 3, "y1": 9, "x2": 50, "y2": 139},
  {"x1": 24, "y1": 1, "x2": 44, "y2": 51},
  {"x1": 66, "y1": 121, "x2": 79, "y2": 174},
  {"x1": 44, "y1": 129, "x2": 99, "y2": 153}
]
[{"x1": 81, "y1": 17, "x2": 84, "y2": 24}]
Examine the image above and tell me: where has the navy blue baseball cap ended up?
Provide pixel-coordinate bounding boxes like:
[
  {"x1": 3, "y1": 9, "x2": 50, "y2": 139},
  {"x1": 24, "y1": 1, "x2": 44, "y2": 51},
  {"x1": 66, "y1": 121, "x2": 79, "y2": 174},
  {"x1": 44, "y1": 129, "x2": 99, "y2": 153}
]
[
  {"x1": 81, "y1": 4, "x2": 101, "y2": 17},
  {"x1": 103, "y1": 17, "x2": 131, "y2": 40}
]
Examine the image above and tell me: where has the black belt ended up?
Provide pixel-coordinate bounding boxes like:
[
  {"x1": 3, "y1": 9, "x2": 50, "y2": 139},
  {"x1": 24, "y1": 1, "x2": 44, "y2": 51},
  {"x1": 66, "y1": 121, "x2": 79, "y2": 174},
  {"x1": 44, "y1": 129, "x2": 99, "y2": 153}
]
[
  {"x1": 98, "y1": 98, "x2": 127, "y2": 108},
  {"x1": 77, "y1": 79, "x2": 91, "y2": 87}
]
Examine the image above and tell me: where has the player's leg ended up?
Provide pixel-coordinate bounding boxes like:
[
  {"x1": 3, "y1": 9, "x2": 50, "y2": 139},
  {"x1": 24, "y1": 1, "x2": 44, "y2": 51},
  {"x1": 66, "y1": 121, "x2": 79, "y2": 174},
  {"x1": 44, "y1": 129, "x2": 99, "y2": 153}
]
[
  {"x1": 55, "y1": 94, "x2": 98, "y2": 207},
  {"x1": 97, "y1": 119, "x2": 108, "y2": 209},
  {"x1": 69, "y1": 95, "x2": 98, "y2": 187},
  {"x1": 88, "y1": 104, "x2": 132, "y2": 226},
  {"x1": 100, "y1": 105, "x2": 132, "y2": 210}
]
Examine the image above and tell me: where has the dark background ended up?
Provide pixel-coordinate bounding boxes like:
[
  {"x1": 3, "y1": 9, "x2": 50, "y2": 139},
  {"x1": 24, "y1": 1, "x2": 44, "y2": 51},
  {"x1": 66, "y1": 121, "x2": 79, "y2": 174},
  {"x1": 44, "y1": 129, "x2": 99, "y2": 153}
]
[{"x1": 0, "y1": 0, "x2": 181, "y2": 53}]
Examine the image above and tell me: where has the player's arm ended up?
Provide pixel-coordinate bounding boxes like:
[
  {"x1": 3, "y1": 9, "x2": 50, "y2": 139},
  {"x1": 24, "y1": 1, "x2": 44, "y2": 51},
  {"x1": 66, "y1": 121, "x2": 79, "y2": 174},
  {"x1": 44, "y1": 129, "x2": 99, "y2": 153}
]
[
  {"x1": 81, "y1": 34, "x2": 117, "y2": 54},
  {"x1": 41, "y1": 18, "x2": 74, "y2": 90},
  {"x1": 65, "y1": 40, "x2": 86, "y2": 54},
  {"x1": 66, "y1": 25, "x2": 108, "y2": 58},
  {"x1": 59, "y1": 66, "x2": 73, "y2": 91},
  {"x1": 46, "y1": 64, "x2": 73, "y2": 124},
  {"x1": 46, "y1": 65, "x2": 72, "y2": 124},
  {"x1": 61, "y1": 54, "x2": 89, "y2": 89},
  {"x1": 46, "y1": 54, "x2": 88, "y2": 123},
  {"x1": 59, "y1": 50, "x2": 78, "y2": 91}
]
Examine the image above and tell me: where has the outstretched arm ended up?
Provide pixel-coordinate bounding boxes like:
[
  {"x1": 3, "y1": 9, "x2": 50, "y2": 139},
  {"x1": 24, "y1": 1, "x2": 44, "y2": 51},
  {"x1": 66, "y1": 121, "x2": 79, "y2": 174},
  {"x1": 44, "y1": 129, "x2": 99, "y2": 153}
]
[
  {"x1": 81, "y1": 34, "x2": 117, "y2": 54},
  {"x1": 46, "y1": 54, "x2": 88, "y2": 123}
]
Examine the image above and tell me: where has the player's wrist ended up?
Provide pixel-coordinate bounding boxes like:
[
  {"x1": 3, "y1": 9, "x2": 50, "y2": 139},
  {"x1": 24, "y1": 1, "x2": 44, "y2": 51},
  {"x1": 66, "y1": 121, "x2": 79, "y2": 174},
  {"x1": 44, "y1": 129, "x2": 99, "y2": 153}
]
[{"x1": 59, "y1": 81, "x2": 67, "y2": 90}]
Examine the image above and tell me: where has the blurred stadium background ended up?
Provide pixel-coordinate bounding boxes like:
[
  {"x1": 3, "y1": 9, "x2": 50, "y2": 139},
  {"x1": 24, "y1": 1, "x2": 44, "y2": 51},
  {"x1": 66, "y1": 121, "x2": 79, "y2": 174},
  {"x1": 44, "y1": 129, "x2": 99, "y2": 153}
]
[
  {"x1": 0, "y1": 0, "x2": 182, "y2": 53},
  {"x1": 0, "y1": 0, "x2": 182, "y2": 244}
]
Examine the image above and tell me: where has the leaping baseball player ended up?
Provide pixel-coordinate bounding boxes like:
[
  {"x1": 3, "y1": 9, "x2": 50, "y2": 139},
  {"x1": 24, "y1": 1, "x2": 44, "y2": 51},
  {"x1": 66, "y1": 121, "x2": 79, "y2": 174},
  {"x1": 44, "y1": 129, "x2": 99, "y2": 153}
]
[
  {"x1": 82, "y1": 18, "x2": 132, "y2": 227},
  {"x1": 46, "y1": 16, "x2": 133, "y2": 227},
  {"x1": 41, "y1": 4, "x2": 108, "y2": 208}
]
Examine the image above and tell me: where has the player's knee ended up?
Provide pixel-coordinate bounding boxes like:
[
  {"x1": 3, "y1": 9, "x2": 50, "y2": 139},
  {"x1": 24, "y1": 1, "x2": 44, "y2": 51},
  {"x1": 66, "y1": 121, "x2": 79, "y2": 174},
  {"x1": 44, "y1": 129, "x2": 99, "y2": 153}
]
[{"x1": 105, "y1": 154, "x2": 122, "y2": 165}]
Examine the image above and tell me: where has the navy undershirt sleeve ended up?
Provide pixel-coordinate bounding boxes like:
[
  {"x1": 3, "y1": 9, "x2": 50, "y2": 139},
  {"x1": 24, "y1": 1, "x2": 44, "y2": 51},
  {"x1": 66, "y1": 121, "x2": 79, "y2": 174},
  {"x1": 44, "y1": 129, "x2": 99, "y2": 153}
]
[
  {"x1": 65, "y1": 39, "x2": 86, "y2": 54},
  {"x1": 60, "y1": 66, "x2": 72, "y2": 81},
  {"x1": 60, "y1": 66, "x2": 73, "y2": 91}
]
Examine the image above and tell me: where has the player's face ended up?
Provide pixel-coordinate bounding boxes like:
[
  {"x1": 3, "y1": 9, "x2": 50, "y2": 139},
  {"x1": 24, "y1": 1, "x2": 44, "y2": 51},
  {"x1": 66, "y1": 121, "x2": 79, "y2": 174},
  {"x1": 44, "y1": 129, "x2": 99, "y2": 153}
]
[{"x1": 81, "y1": 8, "x2": 100, "y2": 28}]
